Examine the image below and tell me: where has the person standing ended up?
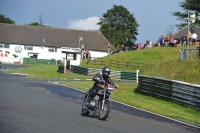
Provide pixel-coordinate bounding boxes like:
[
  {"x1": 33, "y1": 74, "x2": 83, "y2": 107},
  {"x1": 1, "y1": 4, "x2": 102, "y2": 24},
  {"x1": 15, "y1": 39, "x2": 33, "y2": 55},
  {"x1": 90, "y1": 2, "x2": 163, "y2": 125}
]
[
  {"x1": 191, "y1": 33, "x2": 198, "y2": 45},
  {"x1": 107, "y1": 44, "x2": 111, "y2": 56},
  {"x1": 188, "y1": 31, "x2": 192, "y2": 45},
  {"x1": 85, "y1": 49, "x2": 89, "y2": 59},
  {"x1": 183, "y1": 35, "x2": 188, "y2": 46}
]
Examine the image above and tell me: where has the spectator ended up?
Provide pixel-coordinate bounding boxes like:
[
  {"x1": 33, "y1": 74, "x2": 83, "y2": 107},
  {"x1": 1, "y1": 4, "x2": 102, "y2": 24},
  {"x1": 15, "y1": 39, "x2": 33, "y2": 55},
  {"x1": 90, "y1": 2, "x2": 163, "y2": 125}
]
[
  {"x1": 157, "y1": 36, "x2": 161, "y2": 46},
  {"x1": 160, "y1": 35, "x2": 164, "y2": 47},
  {"x1": 121, "y1": 45, "x2": 125, "y2": 52},
  {"x1": 132, "y1": 45, "x2": 137, "y2": 50},
  {"x1": 81, "y1": 49, "x2": 86, "y2": 59},
  {"x1": 107, "y1": 43, "x2": 111, "y2": 55},
  {"x1": 188, "y1": 31, "x2": 192, "y2": 45},
  {"x1": 85, "y1": 49, "x2": 89, "y2": 59},
  {"x1": 142, "y1": 43, "x2": 146, "y2": 49},
  {"x1": 138, "y1": 43, "x2": 142, "y2": 49},
  {"x1": 149, "y1": 40, "x2": 153, "y2": 47},
  {"x1": 180, "y1": 35, "x2": 184, "y2": 46},
  {"x1": 136, "y1": 43, "x2": 139, "y2": 49},
  {"x1": 191, "y1": 32, "x2": 198, "y2": 45},
  {"x1": 163, "y1": 36, "x2": 169, "y2": 46},
  {"x1": 183, "y1": 35, "x2": 188, "y2": 46}
]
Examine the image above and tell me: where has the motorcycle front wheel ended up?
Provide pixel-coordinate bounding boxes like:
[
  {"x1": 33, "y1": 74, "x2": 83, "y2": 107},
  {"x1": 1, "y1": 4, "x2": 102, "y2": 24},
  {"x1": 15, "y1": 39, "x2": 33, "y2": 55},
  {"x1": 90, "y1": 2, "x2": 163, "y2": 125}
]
[
  {"x1": 81, "y1": 105, "x2": 90, "y2": 116},
  {"x1": 98, "y1": 102, "x2": 111, "y2": 120}
]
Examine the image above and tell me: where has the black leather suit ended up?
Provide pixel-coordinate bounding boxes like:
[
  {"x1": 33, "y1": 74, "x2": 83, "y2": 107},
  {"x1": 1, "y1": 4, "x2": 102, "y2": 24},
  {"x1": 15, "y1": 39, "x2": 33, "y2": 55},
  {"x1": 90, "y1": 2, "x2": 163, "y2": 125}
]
[{"x1": 88, "y1": 72, "x2": 115, "y2": 98}]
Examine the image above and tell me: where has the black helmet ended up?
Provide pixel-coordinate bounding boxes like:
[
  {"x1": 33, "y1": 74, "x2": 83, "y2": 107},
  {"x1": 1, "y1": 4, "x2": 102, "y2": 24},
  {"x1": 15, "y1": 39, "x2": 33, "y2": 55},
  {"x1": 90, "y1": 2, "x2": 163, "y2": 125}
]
[{"x1": 102, "y1": 66, "x2": 110, "y2": 77}]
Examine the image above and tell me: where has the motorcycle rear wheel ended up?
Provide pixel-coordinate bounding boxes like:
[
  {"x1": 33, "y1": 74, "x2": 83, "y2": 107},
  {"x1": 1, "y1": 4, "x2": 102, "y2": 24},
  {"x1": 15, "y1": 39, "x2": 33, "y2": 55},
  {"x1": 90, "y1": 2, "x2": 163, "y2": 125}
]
[
  {"x1": 81, "y1": 105, "x2": 90, "y2": 116},
  {"x1": 98, "y1": 103, "x2": 111, "y2": 120}
]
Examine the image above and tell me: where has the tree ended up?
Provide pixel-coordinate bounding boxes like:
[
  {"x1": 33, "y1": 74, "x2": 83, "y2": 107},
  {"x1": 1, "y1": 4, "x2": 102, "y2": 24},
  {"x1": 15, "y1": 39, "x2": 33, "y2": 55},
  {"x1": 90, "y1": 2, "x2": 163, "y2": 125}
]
[
  {"x1": 165, "y1": 25, "x2": 174, "y2": 36},
  {"x1": 172, "y1": 0, "x2": 200, "y2": 30},
  {"x1": 97, "y1": 5, "x2": 139, "y2": 48},
  {"x1": 28, "y1": 22, "x2": 41, "y2": 26},
  {"x1": 0, "y1": 14, "x2": 15, "y2": 24},
  {"x1": 27, "y1": 14, "x2": 50, "y2": 27}
]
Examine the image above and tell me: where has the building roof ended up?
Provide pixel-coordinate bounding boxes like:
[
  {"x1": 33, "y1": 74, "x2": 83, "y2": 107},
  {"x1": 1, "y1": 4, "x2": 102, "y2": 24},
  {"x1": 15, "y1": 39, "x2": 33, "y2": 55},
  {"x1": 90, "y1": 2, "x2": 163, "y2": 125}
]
[
  {"x1": 173, "y1": 26, "x2": 200, "y2": 40},
  {"x1": 0, "y1": 23, "x2": 110, "y2": 52}
]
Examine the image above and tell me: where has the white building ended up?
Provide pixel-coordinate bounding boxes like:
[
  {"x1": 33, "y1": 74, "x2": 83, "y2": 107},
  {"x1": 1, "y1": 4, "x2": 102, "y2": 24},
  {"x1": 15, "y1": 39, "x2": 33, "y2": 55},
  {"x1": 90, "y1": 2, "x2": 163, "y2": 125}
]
[{"x1": 0, "y1": 23, "x2": 110, "y2": 65}]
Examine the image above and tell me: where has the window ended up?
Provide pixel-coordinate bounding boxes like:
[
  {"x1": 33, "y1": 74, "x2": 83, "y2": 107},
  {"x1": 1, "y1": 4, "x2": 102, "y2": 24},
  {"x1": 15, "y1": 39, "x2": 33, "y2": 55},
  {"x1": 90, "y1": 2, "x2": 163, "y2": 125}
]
[
  {"x1": 67, "y1": 54, "x2": 73, "y2": 60},
  {"x1": 4, "y1": 43, "x2": 10, "y2": 48},
  {"x1": 0, "y1": 43, "x2": 10, "y2": 48},
  {"x1": 30, "y1": 55, "x2": 38, "y2": 59},
  {"x1": 48, "y1": 48, "x2": 55, "y2": 52},
  {"x1": 24, "y1": 46, "x2": 33, "y2": 50},
  {"x1": 67, "y1": 54, "x2": 76, "y2": 60},
  {"x1": 48, "y1": 48, "x2": 57, "y2": 52}
]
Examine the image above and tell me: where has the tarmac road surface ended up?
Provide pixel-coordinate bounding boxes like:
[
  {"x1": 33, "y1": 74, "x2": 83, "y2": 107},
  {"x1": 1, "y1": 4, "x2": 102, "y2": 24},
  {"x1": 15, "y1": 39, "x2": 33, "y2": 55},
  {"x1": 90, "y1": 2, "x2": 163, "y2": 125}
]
[{"x1": 0, "y1": 64, "x2": 199, "y2": 133}]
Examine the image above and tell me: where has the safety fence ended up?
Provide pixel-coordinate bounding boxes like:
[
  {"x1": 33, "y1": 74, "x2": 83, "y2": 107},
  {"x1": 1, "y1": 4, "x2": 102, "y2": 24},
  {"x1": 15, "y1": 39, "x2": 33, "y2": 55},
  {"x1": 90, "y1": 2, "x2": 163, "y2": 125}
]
[
  {"x1": 71, "y1": 65, "x2": 139, "y2": 82},
  {"x1": 180, "y1": 48, "x2": 200, "y2": 60},
  {"x1": 137, "y1": 75, "x2": 200, "y2": 110},
  {"x1": 57, "y1": 65, "x2": 65, "y2": 73},
  {"x1": 23, "y1": 58, "x2": 56, "y2": 65},
  {"x1": 87, "y1": 58, "x2": 143, "y2": 69}
]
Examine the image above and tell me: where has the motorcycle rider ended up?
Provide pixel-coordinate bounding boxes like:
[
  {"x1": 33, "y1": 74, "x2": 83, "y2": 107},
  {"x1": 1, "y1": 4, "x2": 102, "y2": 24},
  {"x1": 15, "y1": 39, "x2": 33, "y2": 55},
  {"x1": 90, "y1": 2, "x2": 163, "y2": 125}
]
[{"x1": 86, "y1": 66, "x2": 118, "y2": 104}]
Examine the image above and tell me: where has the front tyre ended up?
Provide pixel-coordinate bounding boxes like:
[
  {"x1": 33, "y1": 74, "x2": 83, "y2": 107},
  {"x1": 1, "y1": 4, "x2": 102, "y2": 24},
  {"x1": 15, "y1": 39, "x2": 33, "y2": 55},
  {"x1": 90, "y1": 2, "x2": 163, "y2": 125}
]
[
  {"x1": 98, "y1": 103, "x2": 111, "y2": 120},
  {"x1": 81, "y1": 105, "x2": 90, "y2": 116}
]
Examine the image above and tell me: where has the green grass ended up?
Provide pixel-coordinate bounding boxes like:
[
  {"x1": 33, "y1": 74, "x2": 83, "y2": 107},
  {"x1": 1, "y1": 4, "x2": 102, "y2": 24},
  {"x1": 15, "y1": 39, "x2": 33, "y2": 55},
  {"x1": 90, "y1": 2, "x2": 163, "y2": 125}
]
[
  {"x1": 8, "y1": 64, "x2": 92, "y2": 79},
  {"x1": 81, "y1": 46, "x2": 200, "y2": 84},
  {"x1": 7, "y1": 46, "x2": 200, "y2": 126}
]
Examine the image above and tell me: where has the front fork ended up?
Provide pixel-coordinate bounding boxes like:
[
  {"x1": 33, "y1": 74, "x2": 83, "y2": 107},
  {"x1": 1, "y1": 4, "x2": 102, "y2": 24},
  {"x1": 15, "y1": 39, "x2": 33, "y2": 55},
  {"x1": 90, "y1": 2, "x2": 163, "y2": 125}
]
[
  {"x1": 101, "y1": 90, "x2": 112, "y2": 110},
  {"x1": 101, "y1": 91, "x2": 106, "y2": 110}
]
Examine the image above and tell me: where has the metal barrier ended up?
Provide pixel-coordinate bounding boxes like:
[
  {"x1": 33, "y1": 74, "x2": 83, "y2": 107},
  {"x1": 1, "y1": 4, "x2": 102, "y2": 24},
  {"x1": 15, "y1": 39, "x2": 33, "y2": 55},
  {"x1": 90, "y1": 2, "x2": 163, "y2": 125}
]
[
  {"x1": 57, "y1": 65, "x2": 64, "y2": 73},
  {"x1": 71, "y1": 65, "x2": 88, "y2": 75},
  {"x1": 180, "y1": 48, "x2": 200, "y2": 60},
  {"x1": 87, "y1": 58, "x2": 143, "y2": 69},
  {"x1": 71, "y1": 65, "x2": 139, "y2": 82},
  {"x1": 23, "y1": 58, "x2": 56, "y2": 65},
  {"x1": 137, "y1": 75, "x2": 200, "y2": 110}
]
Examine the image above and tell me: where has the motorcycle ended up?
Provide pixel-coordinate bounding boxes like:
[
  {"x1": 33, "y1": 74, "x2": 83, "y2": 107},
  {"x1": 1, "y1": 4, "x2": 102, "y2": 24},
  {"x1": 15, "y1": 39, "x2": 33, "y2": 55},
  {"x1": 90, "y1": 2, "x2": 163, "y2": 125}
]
[{"x1": 81, "y1": 83, "x2": 118, "y2": 120}]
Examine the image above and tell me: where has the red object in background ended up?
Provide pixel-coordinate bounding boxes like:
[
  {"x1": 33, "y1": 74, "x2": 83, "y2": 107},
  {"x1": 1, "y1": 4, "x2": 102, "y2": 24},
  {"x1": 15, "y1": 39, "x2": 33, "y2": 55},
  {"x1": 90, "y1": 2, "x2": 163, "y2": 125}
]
[
  {"x1": 169, "y1": 35, "x2": 174, "y2": 41},
  {"x1": 138, "y1": 44, "x2": 142, "y2": 49}
]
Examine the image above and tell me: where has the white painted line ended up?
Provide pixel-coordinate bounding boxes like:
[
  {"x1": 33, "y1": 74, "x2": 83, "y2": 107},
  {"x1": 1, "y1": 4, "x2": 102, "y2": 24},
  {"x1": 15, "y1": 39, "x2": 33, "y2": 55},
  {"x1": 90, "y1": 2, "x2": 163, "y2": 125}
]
[
  {"x1": 74, "y1": 79, "x2": 81, "y2": 80},
  {"x1": 12, "y1": 73, "x2": 29, "y2": 76}
]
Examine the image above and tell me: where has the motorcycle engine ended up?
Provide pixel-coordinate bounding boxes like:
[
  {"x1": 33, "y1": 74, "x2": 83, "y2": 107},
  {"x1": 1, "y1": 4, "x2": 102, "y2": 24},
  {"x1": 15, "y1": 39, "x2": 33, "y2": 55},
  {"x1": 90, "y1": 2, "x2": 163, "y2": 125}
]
[
  {"x1": 89, "y1": 100, "x2": 96, "y2": 107},
  {"x1": 89, "y1": 95, "x2": 99, "y2": 107}
]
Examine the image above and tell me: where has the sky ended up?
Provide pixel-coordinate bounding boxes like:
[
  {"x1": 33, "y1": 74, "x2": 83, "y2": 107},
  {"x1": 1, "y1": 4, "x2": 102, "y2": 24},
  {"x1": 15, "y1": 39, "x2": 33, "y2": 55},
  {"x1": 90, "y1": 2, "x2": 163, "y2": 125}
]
[{"x1": 0, "y1": 0, "x2": 184, "y2": 43}]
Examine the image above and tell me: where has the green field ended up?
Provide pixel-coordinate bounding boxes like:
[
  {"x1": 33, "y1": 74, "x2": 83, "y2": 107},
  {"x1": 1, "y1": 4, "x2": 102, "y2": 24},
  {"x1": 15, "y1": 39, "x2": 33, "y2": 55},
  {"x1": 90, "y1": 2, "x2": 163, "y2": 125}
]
[{"x1": 8, "y1": 46, "x2": 200, "y2": 126}]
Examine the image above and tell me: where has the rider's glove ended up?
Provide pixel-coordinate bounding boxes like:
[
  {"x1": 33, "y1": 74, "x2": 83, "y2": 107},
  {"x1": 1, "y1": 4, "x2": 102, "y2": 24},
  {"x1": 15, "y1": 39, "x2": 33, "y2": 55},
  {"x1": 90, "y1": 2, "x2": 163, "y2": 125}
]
[
  {"x1": 114, "y1": 84, "x2": 119, "y2": 88},
  {"x1": 101, "y1": 80, "x2": 105, "y2": 84}
]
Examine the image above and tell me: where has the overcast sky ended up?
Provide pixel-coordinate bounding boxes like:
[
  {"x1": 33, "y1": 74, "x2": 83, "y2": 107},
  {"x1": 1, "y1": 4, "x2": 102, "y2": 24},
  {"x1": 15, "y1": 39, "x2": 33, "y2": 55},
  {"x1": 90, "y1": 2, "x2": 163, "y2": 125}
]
[{"x1": 0, "y1": 0, "x2": 183, "y2": 43}]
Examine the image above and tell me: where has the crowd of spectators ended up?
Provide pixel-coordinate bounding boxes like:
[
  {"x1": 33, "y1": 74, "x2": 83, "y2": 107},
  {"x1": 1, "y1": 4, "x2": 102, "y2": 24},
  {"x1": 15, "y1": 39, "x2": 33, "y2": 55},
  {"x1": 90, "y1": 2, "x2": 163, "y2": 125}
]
[
  {"x1": 108, "y1": 32, "x2": 199, "y2": 56},
  {"x1": 83, "y1": 32, "x2": 198, "y2": 57}
]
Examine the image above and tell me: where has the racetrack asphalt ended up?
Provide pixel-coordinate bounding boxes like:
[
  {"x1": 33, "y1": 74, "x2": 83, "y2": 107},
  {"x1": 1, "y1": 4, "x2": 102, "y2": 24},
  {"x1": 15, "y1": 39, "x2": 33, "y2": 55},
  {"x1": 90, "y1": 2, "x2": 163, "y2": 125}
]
[{"x1": 0, "y1": 63, "x2": 199, "y2": 133}]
